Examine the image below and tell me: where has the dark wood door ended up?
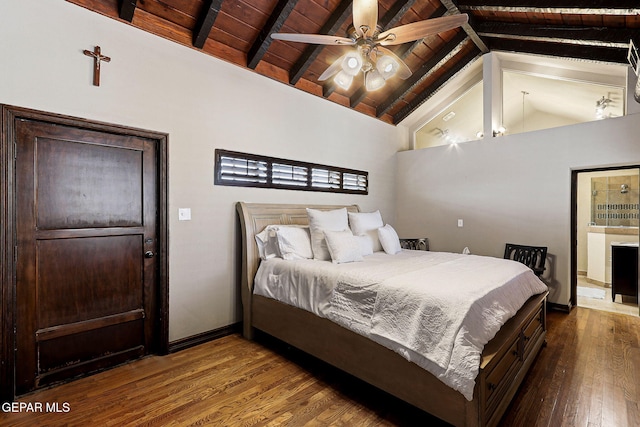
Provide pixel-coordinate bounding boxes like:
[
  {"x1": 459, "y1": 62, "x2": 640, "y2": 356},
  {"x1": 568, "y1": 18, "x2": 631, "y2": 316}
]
[{"x1": 15, "y1": 119, "x2": 159, "y2": 394}]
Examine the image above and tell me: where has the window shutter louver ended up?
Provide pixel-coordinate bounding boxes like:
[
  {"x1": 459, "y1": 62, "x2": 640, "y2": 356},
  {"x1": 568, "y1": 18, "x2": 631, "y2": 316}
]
[
  {"x1": 272, "y1": 163, "x2": 308, "y2": 187},
  {"x1": 218, "y1": 155, "x2": 268, "y2": 184},
  {"x1": 343, "y1": 172, "x2": 368, "y2": 192},
  {"x1": 311, "y1": 168, "x2": 341, "y2": 189}
]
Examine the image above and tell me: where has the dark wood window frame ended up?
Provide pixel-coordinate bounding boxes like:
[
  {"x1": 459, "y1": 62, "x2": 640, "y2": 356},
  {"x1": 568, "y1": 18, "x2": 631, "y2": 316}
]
[{"x1": 214, "y1": 149, "x2": 368, "y2": 195}]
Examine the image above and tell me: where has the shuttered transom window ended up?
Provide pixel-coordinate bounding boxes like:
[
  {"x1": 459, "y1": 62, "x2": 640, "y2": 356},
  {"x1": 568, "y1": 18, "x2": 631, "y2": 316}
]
[
  {"x1": 215, "y1": 149, "x2": 368, "y2": 195},
  {"x1": 218, "y1": 155, "x2": 268, "y2": 184}
]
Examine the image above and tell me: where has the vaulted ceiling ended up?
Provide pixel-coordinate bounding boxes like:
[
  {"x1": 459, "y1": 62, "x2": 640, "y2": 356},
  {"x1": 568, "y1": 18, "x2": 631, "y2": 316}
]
[{"x1": 66, "y1": 1, "x2": 639, "y2": 125}]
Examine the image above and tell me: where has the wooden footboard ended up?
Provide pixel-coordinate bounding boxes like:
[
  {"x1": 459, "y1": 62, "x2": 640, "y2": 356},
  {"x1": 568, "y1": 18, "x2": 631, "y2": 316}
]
[
  {"x1": 478, "y1": 291, "x2": 547, "y2": 426},
  {"x1": 236, "y1": 202, "x2": 548, "y2": 427},
  {"x1": 252, "y1": 291, "x2": 546, "y2": 427}
]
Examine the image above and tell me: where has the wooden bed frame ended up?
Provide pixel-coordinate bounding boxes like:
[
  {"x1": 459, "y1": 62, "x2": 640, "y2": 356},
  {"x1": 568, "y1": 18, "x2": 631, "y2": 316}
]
[{"x1": 236, "y1": 202, "x2": 548, "y2": 427}]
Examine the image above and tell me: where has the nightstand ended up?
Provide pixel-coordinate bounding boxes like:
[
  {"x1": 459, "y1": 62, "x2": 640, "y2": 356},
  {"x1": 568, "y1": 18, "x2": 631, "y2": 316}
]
[{"x1": 399, "y1": 238, "x2": 429, "y2": 251}]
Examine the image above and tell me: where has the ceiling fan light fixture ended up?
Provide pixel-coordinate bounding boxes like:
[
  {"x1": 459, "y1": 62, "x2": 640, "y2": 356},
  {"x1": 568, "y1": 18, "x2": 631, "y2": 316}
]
[
  {"x1": 365, "y1": 69, "x2": 385, "y2": 91},
  {"x1": 376, "y1": 54, "x2": 399, "y2": 80},
  {"x1": 342, "y1": 52, "x2": 363, "y2": 76},
  {"x1": 271, "y1": 1, "x2": 468, "y2": 92},
  {"x1": 334, "y1": 70, "x2": 354, "y2": 90}
]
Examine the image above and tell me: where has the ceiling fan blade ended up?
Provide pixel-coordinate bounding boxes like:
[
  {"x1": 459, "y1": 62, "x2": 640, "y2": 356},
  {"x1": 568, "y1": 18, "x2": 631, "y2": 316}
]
[
  {"x1": 271, "y1": 33, "x2": 355, "y2": 45},
  {"x1": 376, "y1": 14, "x2": 468, "y2": 46},
  {"x1": 318, "y1": 56, "x2": 346, "y2": 81},
  {"x1": 353, "y1": 0, "x2": 378, "y2": 38},
  {"x1": 376, "y1": 46, "x2": 412, "y2": 79}
]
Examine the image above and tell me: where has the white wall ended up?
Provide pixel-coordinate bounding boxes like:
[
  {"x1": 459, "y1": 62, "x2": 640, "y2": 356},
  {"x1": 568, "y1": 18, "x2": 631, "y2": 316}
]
[
  {"x1": 395, "y1": 106, "x2": 640, "y2": 306},
  {"x1": 0, "y1": 0, "x2": 406, "y2": 341}
]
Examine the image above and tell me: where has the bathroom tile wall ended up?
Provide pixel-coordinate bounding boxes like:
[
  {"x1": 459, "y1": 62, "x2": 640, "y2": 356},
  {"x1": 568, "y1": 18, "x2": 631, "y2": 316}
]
[{"x1": 592, "y1": 175, "x2": 640, "y2": 226}]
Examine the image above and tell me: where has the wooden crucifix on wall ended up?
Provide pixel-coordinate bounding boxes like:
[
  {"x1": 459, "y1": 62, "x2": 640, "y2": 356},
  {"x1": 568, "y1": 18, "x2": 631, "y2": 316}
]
[{"x1": 83, "y1": 46, "x2": 111, "y2": 86}]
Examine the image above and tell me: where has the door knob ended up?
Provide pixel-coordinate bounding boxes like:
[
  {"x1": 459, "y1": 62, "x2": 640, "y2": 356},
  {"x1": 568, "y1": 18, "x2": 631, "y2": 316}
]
[{"x1": 144, "y1": 251, "x2": 155, "y2": 258}]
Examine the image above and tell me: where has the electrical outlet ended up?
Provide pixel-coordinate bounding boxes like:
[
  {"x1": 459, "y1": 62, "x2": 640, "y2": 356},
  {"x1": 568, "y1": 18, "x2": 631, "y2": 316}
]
[
  {"x1": 178, "y1": 208, "x2": 191, "y2": 221},
  {"x1": 457, "y1": 219, "x2": 463, "y2": 227}
]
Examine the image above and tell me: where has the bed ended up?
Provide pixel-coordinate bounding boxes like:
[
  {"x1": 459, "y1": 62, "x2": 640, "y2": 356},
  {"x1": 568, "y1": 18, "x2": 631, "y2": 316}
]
[{"x1": 236, "y1": 202, "x2": 548, "y2": 427}]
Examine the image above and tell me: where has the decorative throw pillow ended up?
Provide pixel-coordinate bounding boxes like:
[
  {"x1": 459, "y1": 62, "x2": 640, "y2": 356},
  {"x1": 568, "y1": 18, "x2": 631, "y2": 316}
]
[
  {"x1": 275, "y1": 226, "x2": 313, "y2": 260},
  {"x1": 378, "y1": 224, "x2": 402, "y2": 255},
  {"x1": 348, "y1": 210, "x2": 384, "y2": 252},
  {"x1": 355, "y1": 235, "x2": 374, "y2": 256},
  {"x1": 306, "y1": 208, "x2": 349, "y2": 261},
  {"x1": 324, "y1": 230, "x2": 364, "y2": 264}
]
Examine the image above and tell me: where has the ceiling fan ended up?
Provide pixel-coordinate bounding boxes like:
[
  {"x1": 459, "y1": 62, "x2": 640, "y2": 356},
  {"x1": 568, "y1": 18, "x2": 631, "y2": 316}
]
[{"x1": 271, "y1": 0, "x2": 468, "y2": 91}]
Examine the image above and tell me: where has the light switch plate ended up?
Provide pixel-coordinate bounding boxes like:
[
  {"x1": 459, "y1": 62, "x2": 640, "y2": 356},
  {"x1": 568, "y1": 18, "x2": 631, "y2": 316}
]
[
  {"x1": 178, "y1": 208, "x2": 191, "y2": 221},
  {"x1": 457, "y1": 219, "x2": 463, "y2": 227}
]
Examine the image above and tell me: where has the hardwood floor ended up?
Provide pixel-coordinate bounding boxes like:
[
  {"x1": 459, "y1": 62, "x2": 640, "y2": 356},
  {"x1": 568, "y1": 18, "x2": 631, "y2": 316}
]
[
  {"x1": 577, "y1": 276, "x2": 638, "y2": 317},
  {"x1": 2, "y1": 307, "x2": 639, "y2": 426}
]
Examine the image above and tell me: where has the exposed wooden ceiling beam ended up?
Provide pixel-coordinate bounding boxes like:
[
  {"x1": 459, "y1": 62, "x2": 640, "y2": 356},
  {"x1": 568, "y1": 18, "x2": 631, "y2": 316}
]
[
  {"x1": 247, "y1": 0, "x2": 299, "y2": 70},
  {"x1": 193, "y1": 0, "x2": 223, "y2": 49},
  {"x1": 376, "y1": 31, "x2": 469, "y2": 118},
  {"x1": 487, "y1": 38, "x2": 629, "y2": 64},
  {"x1": 393, "y1": 49, "x2": 481, "y2": 124},
  {"x1": 322, "y1": 80, "x2": 339, "y2": 98},
  {"x1": 119, "y1": 0, "x2": 137, "y2": 22},
  {"x1": 289, "y1": 0, "x2": 353, "y2": 85},
  {"x1": 439, "y1": 0, "x2": 488, "y2": 53},
  {"x1": 393, "y1": 5, "x2": 449, "y2": 58},
  {"x1": 476, "y1": 22, "x2": 634, "y2": 50},
  {"x1": 458, "y1": 1, "x2": 640, "y2": 15},
  {"x1": 380, "y1": 0, "x2": 419, "y2": 30}
]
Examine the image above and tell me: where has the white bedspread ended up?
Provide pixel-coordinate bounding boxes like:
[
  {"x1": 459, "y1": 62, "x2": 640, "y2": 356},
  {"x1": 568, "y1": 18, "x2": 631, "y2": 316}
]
[{"x1": 254, "y1": 250, "x2": 547, "y2": 400}]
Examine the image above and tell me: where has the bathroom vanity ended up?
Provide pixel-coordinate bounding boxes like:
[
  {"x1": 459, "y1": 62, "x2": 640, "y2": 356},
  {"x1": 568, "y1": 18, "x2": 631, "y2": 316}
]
[
  {"x1": 587, "y1": 226, "x2": 638, "y2": 286},
  {"x1": 611, "y1": 242, "x2": 639, "y2": 302}
]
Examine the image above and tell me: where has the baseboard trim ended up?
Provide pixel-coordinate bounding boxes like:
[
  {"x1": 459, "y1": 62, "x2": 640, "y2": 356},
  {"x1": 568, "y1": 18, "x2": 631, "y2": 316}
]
[
  {"x1": 585, "y1": 277, "x2": 610, "y2": 288},
  {"x1": 547, "y1": 301, "x2": 572, "y2": 313},
  {"x1": 168, "y1": 322, "x2": 241, "y2": 354}
]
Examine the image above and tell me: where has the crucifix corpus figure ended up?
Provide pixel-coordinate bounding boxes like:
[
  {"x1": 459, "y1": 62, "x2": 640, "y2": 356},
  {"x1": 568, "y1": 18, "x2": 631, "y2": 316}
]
[{"x1": 83, "y1": 46, "x2": 111, "y2": 86}]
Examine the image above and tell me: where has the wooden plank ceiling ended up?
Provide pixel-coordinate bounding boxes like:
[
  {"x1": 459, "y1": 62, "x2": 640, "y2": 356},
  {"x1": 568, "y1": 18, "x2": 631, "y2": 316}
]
[{"x1": 66, "y1": 1, "x2": 639, "y2": 125}]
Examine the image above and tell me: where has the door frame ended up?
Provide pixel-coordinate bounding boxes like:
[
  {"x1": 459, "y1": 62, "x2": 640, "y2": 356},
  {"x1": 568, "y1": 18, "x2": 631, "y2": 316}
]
[
  {"x1": 1, "y1": 104, "x2": 169, "y2": 401},
  {"x1": 570, "y1": 165, "x2": 640, "y2": 310}
]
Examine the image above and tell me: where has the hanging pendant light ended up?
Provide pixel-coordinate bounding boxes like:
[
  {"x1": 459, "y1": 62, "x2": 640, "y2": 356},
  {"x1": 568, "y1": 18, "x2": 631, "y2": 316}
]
[
  {"x1": 341, "y1": 51, "x2": 363, "y2": 76},
  {"x1": 334, "y1": 70, "x2": 354, "y2": 90},
  {"x1": 375, "y1": 54, "x2": 399, "y2": 80},
  {"x1": 365, "y1": 69, "x2": 385, "y2": 91}
]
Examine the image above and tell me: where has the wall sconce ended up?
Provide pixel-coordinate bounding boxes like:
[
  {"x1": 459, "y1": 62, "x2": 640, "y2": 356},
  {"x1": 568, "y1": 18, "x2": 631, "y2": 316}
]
[{"x1": 493, "y1": 126, "x2": 506, "y2": 137}]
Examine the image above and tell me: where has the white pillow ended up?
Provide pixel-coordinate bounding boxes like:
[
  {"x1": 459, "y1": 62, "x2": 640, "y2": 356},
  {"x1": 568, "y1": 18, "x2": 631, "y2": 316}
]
[
  {"x1": 276, "y1": 226, "x2": 313, "y2": 260},
  {"x1": 378, "y1": 224, "x2": 402, "y2": 255},
  {"x1": 348, "y1": 210, "x2": 384, "y2": 252},
  {"x1": 255, "y1": 227, "x2": 280, "y2": 260},
  {"x1": 324, "y1": 230, "x2": 364, "y2": 264},
  {"x1": 306, "y1": 208, "x2": 349, "y2": 261},
  {"x1": 356, "y1": 235, "x2": 374, "y2": 256}
]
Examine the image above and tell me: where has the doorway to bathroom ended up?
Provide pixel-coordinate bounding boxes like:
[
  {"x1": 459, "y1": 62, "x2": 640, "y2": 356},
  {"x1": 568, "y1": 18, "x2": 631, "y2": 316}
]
[{"x1": 572, "y1": 167, "x2": 639, "y2": 316}]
